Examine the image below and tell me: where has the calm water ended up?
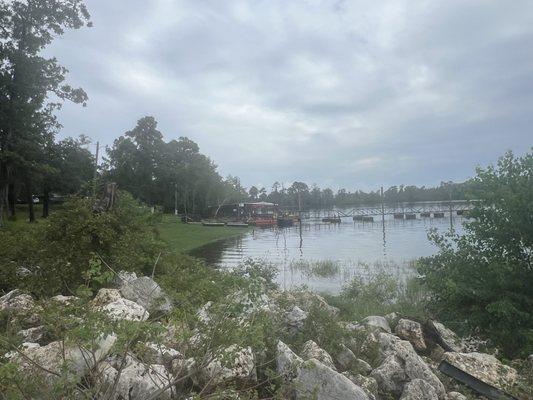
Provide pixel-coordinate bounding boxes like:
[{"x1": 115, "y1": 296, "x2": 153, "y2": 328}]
[{"x1": 191, "y1": 207, "x2": 467, "y2": 294}]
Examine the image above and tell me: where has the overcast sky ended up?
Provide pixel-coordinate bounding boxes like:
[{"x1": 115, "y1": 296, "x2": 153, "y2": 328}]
[{"x1": 49, "y1": 0, "x2": 532, "y2": 191}]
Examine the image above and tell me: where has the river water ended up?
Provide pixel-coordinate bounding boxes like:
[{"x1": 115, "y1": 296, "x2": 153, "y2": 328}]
[{"x1": 191, "y1": 206, "x2": 468, "y2": 294}]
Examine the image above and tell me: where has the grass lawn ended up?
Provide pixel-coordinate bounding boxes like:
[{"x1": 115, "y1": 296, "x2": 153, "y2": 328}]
[
  {"x1": 157, "y1": 215, "x2": 251, "y2": 253},
  {"x1": 1, "y1": 204, "x2": 48, "y2": 230}
]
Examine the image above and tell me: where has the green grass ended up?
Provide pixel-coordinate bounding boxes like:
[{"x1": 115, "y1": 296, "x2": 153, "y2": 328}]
[
  {"x1": 1, "y1": 204, "x2": 48, "y2": 230},
  {"x1": 156, "y1": 214, "x2": 251, "y2": 253}
]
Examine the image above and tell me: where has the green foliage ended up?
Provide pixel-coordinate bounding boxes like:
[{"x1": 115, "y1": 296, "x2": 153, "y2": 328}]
[
  {"x1": 418, "y1": 150, "x2": 533, "y2": 357},
  {"x1": 325, "y1": 272, "x2": 428, "y2": 322},
  {"x1": 0, "y1": 191, "x2": 163, "y2": 296}
]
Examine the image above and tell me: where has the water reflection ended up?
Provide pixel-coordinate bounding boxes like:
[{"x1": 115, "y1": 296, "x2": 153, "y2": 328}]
[{"x1": 189, "y1": 208, "x2": 467, "y2": 294}]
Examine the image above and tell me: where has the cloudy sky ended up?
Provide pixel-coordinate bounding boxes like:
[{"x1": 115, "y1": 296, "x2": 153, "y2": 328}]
[{"x1": 49, "y1": 0, "x2": 532, "y2": 191}]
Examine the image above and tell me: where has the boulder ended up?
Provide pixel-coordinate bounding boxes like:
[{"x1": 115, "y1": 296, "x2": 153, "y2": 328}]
[
  {"x1": 0, "y1": 289, "x2": 35, "y2": 312},
  {"x1": 197, "y1": 301, "x2": 213, "y2": 324},
  {"x1": 336, "y1": 344, "x2": 372, "y2": 374},
  {"x1": 292, "y1": 290, "x2": 340, "y2": 317},
  {"x1": 114, "y1": 270, "x2": 138, "y2": 287},
  {"x1": 343, "y1": 372, "x2": 379, "y2": 399},
  {"x1": 276, "y1": 340, "x2": 303, "y2": 381},
  {"x1": 198, "y1": 345, "x2": 256, "y2": 387},
  {"x1": 140, "y1": 342, "x2": 181, "y2": 366},
  {"x1": 13, "y1": 334, "x2": 116, "y2": 379},
  {"x1": 428, "y1": 321, "x2": 465, "y2": 352},
  {"x1": 362, "y1": 316, "x2": 391, "y2": 333},
  {"x1": 370, "y1": 354, "x2": 407, "y2": 397},
  {"x1": 400, "y1": 378, "x2": 439, "y2": 400},
  {"x1": 50, "y1": 294, "x2": 79, "y2": 306},
  {"x1": 119, "y1": 276, "x2": 172, "y2": 314},
  {"x1": 385, "y1": 312, "x2": 401, "y2": 330},
  {"x1": 442, "y1": 351, "x2": 518, "y2": 392},
  {"x1": 92, "y1": 288, "x2": 122, "y2": 307},
  {"x1": 100, "y1": 298, "x2": 149, "y2": 321},
  {"x1": 301, "y1": 340, "x2": 336, "y2": 370},
  {"x1": 4, "y1": 342, "x2": 40, "y2": 360},
  {"x1": 98, "y1": 359, "x2": 173, "y2": 400},
  {"x1": 285, "y1": 305, "x2": 308, "y2": 334},
  {"x1": 17, "y1": 326, "x2": 45, "y2": 344},
  {"x1": 446, "y1": 392, "x2": 467, "y2": 400},
  {"x1": 294, "y1": 358, "x2": 370, "y2": 400},
  {"x1": 376, "y1": 332, "x2": 445, "y2": 398},
  {"x1": 395, "y1": 319, "x2": 427, "y2": 352}
]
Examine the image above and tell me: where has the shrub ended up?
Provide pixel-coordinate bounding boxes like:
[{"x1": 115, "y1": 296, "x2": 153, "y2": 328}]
[
  {"x1": 0, "y1": 191, "x2": 163, "y2": 296},
  {"x1": 418, "y1": 150, "x2": 533, "y2": 357}
]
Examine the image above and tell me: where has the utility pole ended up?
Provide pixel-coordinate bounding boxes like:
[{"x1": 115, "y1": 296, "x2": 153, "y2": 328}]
[
  {"x1": 92, "y1": 141, "x2": 99, "y2": 197},
  {"x1": 380, "y1": 186, "x2": 385, "y2": 226}
]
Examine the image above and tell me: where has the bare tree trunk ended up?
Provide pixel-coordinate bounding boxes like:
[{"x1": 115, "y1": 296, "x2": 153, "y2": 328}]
[
  {"x1": 8, "y1": 182, "x2": 16, "y2": 218},
  {"x1": 25, "y1": 179, "x2": 35, "y2": 223}
]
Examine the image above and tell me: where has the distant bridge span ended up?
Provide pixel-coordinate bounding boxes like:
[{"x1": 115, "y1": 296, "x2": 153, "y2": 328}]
[{"x1": 337, "y1": 201, "x2": 477, "y2": 218}]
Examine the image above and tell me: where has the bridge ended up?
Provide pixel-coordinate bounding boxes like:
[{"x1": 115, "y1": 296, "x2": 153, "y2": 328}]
[{"x1": 334, "y1": 200, "x2": 476, "y2": 220}]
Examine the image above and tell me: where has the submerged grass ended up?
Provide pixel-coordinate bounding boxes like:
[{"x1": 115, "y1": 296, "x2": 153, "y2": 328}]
[{"x1": 290, "y1": 259, "x2": 341, "y2": 278}]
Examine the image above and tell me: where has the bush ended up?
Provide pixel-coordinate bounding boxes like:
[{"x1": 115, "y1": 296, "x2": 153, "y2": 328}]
[
  {"x1": 418, "y1": 150, "x2": 533, "y2": 357},
  {"x1": 0, "y1": 191, "x2": 163, "y2": 296}
]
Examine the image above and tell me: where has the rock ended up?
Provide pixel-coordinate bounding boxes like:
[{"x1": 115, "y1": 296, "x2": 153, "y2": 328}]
[
  {"x1": 197, "y1": 301, "x2": 213, "y2": 324},
  {"x1": 198, "y1": 345, "x2": 256, "y2": 387},
  {"x1": 295, "y1": 358, "x2": 370, "y2": 400},
  {"x1": 285, "y1": 305, "x2": 308, "y2": 334},
  {"x1": 140, "y1": 342, "x2": 181, "y2": 366},
  {"x1": 336, "y1": 344, "x2": 357, "y2": 371},
  {"x1": 114, "y1": 270, "x2": 138, "y2": 287},
  {"x1": 343, "y1": 372, "x2": 378, "y2": 399},
  {"x1": 0, "y1": 289, "x2": 35, "y2": 313},
  {"x1": 442, "y1": 351, "x2": 518, "y2": 392},
  {"x1": 98, "y1": 359, "x2": 173, "y2": 400},
  {"x1": 17, "y1": 326, "x2": 45, "y2": 344},
  {"x1": 292, "y1": 290, "x2": 340, "y2": 317},
  {"x1": 4, "y1": 342, "x2": 40, "y2": 360},
  {"x1": 50, "y1": 294, "x2": 79, "y2": 306},
  {"x1": 13, "y1": 334, "x2": 116, "y2": 379},
  {"x1": 428, "y1": 321, "x2": 465, "y2": 352},
  {"x1": 276, "y1": 340, "x2": 303, "y2": 381},
  {"x1": 446, "y1": 392, "x2": 467, "y2": 400},
  {"x1": 395, "y1": 319, "x2": 427, "y2": 352},
  {"x1": 385, "y1": 312, "x2": 401, "y2": 330},
  {"x1": 371, "y1": 354, "x2": 407, "y2": 397},
  {"x1": 362, "y1": 316, "x2": 391, "y2": 333},
  {"x1": 400, "y1": 378, "x2": 438, "y2": 400},
  {"x1": 100, "y1": 298, "x2": 149, "y2": 321},
  {"x1": 301, "y1": 340, "x2": 336, "y2": 370},
  {"x1": 376, "y1": 332, "x2": 445, "y2": 398},
  {"x1": 337, "y1": 344, "x2": 373, "y2": 374},
  {"x1": 120, "y1": 276, "x2": 172, "y2": 314},
  {"x1": 92, "y1": 288, "x2": 122, "y2": 307}
]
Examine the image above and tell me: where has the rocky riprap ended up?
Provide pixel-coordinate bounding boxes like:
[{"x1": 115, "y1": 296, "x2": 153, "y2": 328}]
[{"x1": 1, "y1": 274, "x2": 530, "y2": 399}]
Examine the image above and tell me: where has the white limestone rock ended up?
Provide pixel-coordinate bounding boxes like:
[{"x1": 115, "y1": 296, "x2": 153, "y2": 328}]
[
  {"x1": 395, "y1": 318, "x2": 427, "y2": 352},
  {"x1": 100, "y1": 298, "x2": 149, "y2": 321}
]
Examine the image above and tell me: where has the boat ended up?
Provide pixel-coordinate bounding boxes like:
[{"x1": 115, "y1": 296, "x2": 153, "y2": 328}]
[
  {"x1": 277, "y1": 217, "x2": 294, "y2": 227},
  {"x1": 252, "y1": 218, "x2": 278, "y2": 227},
  {"x1": 322, "y1": 217, "x2": 341, "y2": 223},
  {"x1": 226, "y1": 222, "x2": 249, "y2": 228},
  {"x1": 202, "y1": 221, "x2": 226, "y2": 227}
]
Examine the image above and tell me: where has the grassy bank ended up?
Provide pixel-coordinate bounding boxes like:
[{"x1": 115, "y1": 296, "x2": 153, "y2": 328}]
[{"x1": 157, "y1": 214, "x2": 252, "y2": 253}]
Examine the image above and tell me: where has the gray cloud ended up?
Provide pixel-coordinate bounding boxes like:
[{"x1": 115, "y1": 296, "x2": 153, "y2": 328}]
[{"x1": 49, "y1": 0, "x2": 533, "y2": 191}]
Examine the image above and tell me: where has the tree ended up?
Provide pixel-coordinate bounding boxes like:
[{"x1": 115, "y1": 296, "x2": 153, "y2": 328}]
[
  {"x1": 418, "y1": 150, "x2": 533, "y2": 357},
  {"x1": 248, "y1": 186, "x2": 259, "y2": 200},
  {"x1": 41, "y1": 135, "x2": 94, "y2": 217},
  {"x1": 0, "y1": 0, "x2": 90, "y2": 225}
]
